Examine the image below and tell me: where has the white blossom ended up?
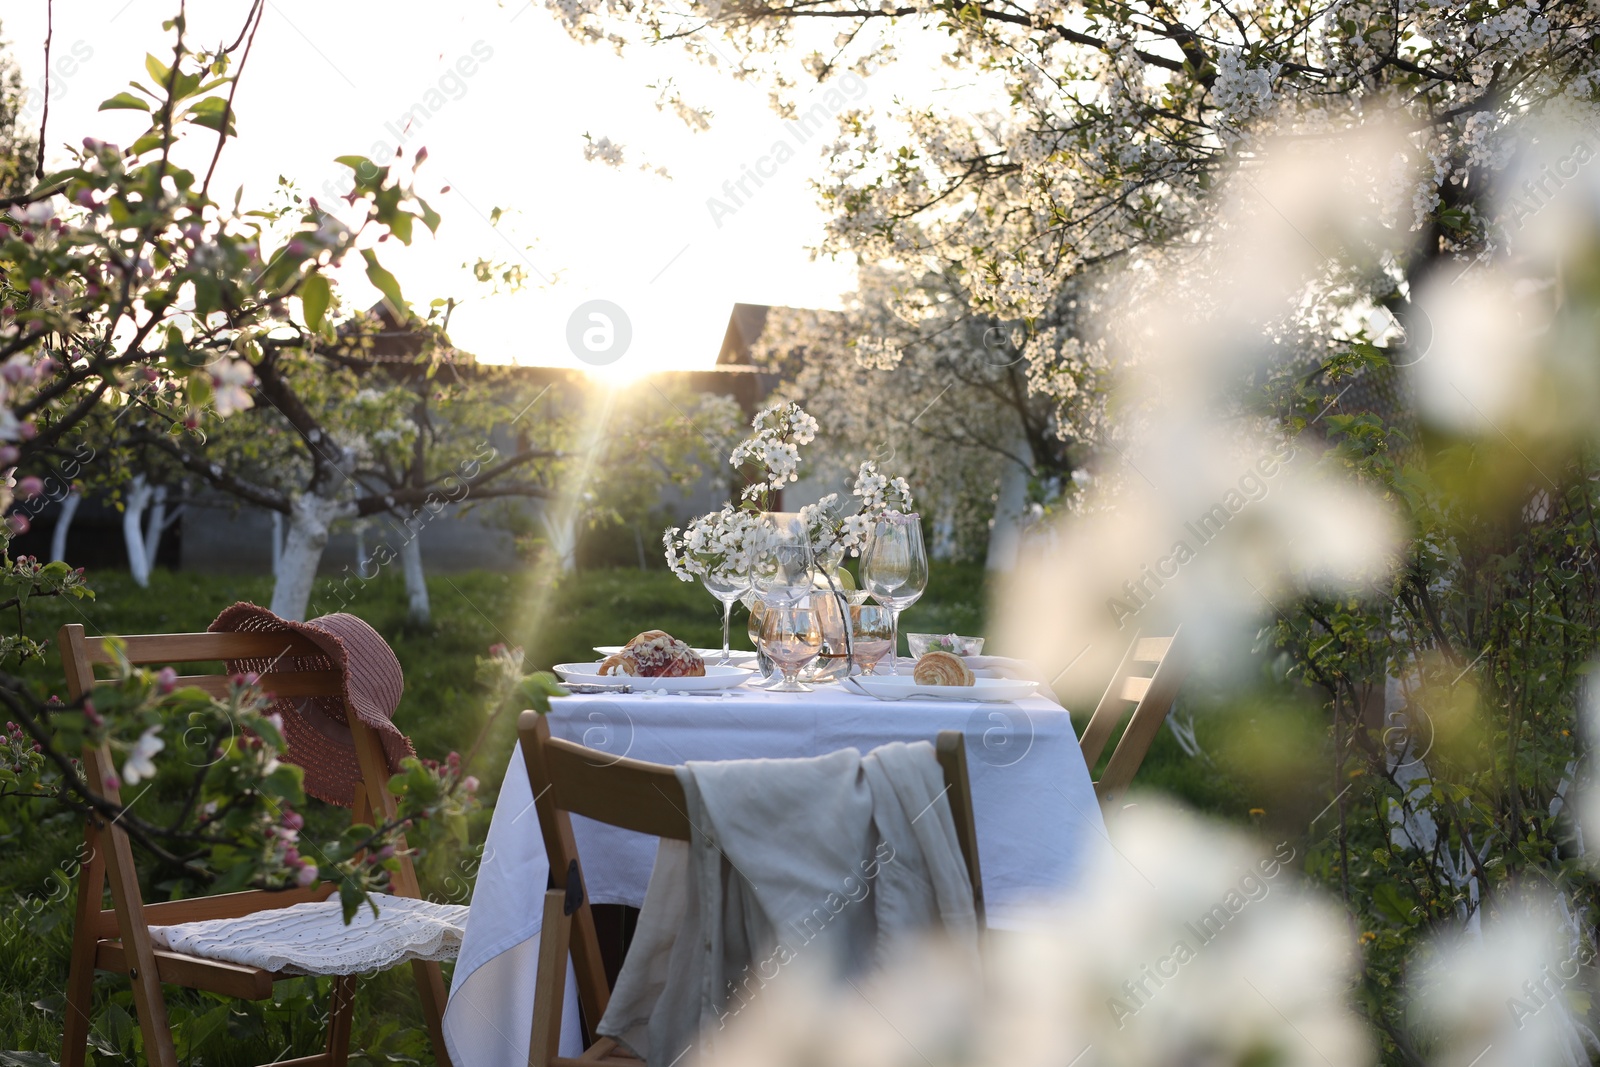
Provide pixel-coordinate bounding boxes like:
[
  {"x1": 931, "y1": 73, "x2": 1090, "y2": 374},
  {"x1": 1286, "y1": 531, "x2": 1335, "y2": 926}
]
[{"x1": 122, "y1": 726, "x2": 165, "y2": 785}]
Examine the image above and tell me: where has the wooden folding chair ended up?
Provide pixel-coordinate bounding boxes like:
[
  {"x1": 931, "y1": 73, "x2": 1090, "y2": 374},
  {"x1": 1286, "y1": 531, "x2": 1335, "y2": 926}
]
[
  {"x1": 56, "y1": 623, "x2": 453, "y2": 1067},
  {"x1": 516, "y1": 711, "x2": 984, "y2": 1067},
  {"x1": 1078, "y1": 627, "x2": 1189, "y2": 805}
]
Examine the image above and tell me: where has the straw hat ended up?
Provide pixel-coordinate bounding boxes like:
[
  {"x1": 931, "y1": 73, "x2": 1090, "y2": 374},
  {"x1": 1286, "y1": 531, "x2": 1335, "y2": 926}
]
[{"x1": 209, "y1": 603, "x2": 416, "y2": 807}]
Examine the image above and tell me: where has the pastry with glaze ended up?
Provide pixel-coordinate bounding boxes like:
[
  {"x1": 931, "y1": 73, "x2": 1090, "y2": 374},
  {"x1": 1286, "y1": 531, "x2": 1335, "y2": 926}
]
[{"x1": 598, "y1": 630, "x2": 706, "y2": 678}]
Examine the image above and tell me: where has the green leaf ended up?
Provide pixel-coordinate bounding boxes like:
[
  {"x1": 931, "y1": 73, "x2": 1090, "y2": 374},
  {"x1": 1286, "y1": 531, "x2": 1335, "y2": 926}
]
[
  {"x1": 129, "y1": 130, "x2": 167, "y2": 156},
  {"x1": 388, "y1": 211, "x2": 414, "y2": 245},
  {"x1": 1371, "y1": 882, "x2": 1418, "y2": 926},
  {"x1": 145, "y1": 53, "x2": 172, "y2": 88},
  {"x1": 99, "y1": 91, "x2": 152, "y2": 112},
  {"x1": 301, "y1": 271, "x2": 331, "y2": 332},
  {"x1": 186, "y1": 96, "x2": 236, "y2": 135},
  {"x1": 361, "y1": 249, "x2": 407, "y2": 313},
  {"x1": 339, "y1": 876, "x2": 365, "y2": 923},
  {"x1": 418, "y1": 198, "x2": 442, "y2": 235}
]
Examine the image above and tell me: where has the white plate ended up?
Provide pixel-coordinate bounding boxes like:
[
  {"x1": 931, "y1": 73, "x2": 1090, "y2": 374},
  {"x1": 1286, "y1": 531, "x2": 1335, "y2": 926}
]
[
  {"x1": 556, "y1": 662, "x2": 753, "y2": 691},
  {"x1": 593, "y1": 645, "x2": 757, "y2": 666},
  {"x1": 845, "y1": 675, "x2": 1039, "y2": 703}
]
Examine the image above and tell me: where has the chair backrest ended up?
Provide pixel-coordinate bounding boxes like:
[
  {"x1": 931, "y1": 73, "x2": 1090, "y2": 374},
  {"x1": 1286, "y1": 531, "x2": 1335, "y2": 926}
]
[
  {"x1": 58, "y1": 621, "x2": 427, "y2": 915},
  {"x1": 1077, "y1": 627, "x2": 1188, "y2": 804},
  {"x1": 516, "y1": 711, "x2": 985, "y2": 1035}
]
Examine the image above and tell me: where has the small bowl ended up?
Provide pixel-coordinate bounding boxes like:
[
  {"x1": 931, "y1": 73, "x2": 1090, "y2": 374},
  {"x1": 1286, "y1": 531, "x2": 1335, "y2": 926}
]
[{"x1": 906, "y1": 633, "x2": 984, "y2": 658}]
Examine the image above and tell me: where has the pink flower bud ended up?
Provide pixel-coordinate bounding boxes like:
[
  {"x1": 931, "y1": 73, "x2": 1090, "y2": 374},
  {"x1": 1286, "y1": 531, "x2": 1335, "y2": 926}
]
[
  {"x1": 7, "y1": 514, "x2": 30, "y2": 535},
  {"x1": 18, "y1": 422, "x2": 36, "y2": 440},
  {"x1": 376, "y1": 845, "x2": 395, "y2": 861},
  {"x1": 286, "y1": 240, "x2": 306, "y2": 256},
  {"x1": 155, "y1": 666, "x2": 177, "y2": 694},
  {"x1": 3, "y1": 362, "x2": 27, "y2": 384},
  {"x1": 488, "y1": 642, "x2": 507, "y2": 657},
  {"x1": 295, "y1": 865, "x2": 319, "y2": 888},
  {"x1": 103, "y1": 773, "x2": 120, "y2": 791},
  {"x1": 0, "y1": 447, "x2": 18, "y2": 465},
  {"x1": 282, "y1": 811, "x2": 304, "y2": 831},
  {"x1": 462, "y1": 775, "x2": 479, "y2": 794},
  {"x1": 243, "y1": 671, "x2": 260, "y2": 686},
  {"x1": 76, "y1": 190, "x2": 96, "y2": 208},
  {"x1": 283, "y1": 846, "x2": 300, "y2": 865},
  {"x1": 15, "y1": 477, "x2": 42, "y2": 499}
]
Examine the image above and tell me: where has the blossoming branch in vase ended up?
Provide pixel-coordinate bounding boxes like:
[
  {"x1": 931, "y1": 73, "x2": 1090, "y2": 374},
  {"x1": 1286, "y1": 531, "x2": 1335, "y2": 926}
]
[
  {"x1": 664, "y1": 402, "x2": 915, "y2": 581},
  {"x1": 663, "y1": 505, "x2": 773, "y2": 581},
  {"x1": 729, "y1": 402, "x2": 819, "y2": 504},
  {"x1": 801, "y1": 460, "x2": 915, "y2": 558}
]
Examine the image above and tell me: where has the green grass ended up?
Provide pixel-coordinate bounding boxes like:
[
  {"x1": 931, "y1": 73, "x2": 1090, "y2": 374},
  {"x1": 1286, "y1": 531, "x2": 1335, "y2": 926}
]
[{"x1": 0, "y1": 562, "x2": 1246, "y2": 1063}]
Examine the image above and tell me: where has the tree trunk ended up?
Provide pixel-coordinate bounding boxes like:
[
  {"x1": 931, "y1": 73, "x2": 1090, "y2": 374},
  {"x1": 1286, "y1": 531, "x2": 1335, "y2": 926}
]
[
  {"x1": 142, "y1": 485, "x2": 167, "y2": 575},
  {"x1": 124, "y1": 475, "x2": 153, "y2": 588},
  {"x1": 270, "y1": 493, "x2": 352, "y2": 622},
  {"x1": 985, "y1": 433, "x2": 1034, "y2": 572},
  {"x1": 50, "y1": 488, "x2": 81, "y2": 563},
  {"x1": 400, "y1": 525, "x2": 430, "y2": 625},
  {"x1": 540, "y1": 505, "x2": 579, "y2": 573},
  {"x1": 270, "y1": 511, "x2": 285, "y2": 578}
]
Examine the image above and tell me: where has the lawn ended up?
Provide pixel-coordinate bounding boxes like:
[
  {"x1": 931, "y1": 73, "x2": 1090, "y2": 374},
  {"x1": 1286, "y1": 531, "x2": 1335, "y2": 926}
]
[{"x1": 0, "y1": 563, "x2": 1259, "y2": 1064}]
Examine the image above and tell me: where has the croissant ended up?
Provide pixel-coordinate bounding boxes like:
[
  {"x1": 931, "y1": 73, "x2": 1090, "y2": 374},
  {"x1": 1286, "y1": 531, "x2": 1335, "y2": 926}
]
[
  {"x1": 599, "y1": 630, "x2": 706, "y2": 678},
  {"x1": 913, "y1": 650, "x2": 975, "y2": 687}
]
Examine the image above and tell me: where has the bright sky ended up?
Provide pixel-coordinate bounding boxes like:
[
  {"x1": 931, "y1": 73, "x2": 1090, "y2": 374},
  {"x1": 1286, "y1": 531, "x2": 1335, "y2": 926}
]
[{"x1": 3, "y1": 0, "x2": 900, "y2": 376}]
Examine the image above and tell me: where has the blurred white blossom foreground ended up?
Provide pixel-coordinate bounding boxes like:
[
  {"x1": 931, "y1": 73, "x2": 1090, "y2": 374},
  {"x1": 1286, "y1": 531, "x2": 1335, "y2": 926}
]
[{"x1": 707, "y1": 802, "x2": 1372, "y2": 1067}]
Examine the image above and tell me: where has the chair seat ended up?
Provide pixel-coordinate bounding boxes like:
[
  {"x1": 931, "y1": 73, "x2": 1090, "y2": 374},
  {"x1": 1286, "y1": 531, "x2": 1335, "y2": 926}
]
[{"x1": 146, "y1": 892, "x2": 469, "y2": 976}]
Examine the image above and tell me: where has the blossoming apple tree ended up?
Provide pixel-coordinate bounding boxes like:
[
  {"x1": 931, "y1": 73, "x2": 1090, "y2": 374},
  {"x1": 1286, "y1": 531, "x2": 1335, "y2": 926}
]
[{"x1": 0, "y1": 12, "x2": 558, "y2": 918}]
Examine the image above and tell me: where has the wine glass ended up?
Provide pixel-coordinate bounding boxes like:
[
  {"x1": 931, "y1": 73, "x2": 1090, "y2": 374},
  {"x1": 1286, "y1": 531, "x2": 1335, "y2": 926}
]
[
  {"x1": 849, "y1": 604, "x2": 895, "y2": 675},
  {"x1": 702, "y1": 566, "x2": 748, "y2": 666},
  {"x1": 751, "y1": 518, "x2": 813, "y2": 606},
  {"x1": 760, "y1": 603, "x2": 822, "y2": 692},
  {"x1": 859, "y1": 514, "x2": 928, "y2": 676}
]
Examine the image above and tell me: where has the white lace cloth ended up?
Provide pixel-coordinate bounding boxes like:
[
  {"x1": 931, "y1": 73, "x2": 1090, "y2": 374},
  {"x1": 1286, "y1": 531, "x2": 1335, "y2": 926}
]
[{"x1": 148, "y1": 892, "x2": 469, "y2": 976}]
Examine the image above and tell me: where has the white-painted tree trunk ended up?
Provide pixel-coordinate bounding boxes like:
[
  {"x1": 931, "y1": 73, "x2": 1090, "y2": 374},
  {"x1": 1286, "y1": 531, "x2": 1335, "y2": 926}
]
[
  {"x1": 142, "y1": 485, "x2": 167, "y2": 575},
  {"x1": 124, "y1": 475, "x2": 154, "y2": 587},
  {"x1": 270, "y1": 512, "x2": 285, "y2": 578},
  {"x1": 270, "y1": 493, "x2": 353, "y2": 622},
  {"x1": 400, "y1": 527, "x2": 430, "y2": 625},
  {"x1": 50, "y1": 488, "x2": 81, "y2": 563},
  {"x1": 540, "y1": 506, "x2": 579, "y2": 573},
  {"x1": 354, "y1": 522, "x2": 371, "y2": 578},
  {"x1": 985, "y1": 433, "x2": 1034, "y2": 572}
]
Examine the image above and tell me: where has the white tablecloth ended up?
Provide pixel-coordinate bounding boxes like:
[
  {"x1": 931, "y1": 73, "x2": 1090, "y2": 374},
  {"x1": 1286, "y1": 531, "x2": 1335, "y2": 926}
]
[{"x1": 442, "y1": 685, "x2": 1109, "y2": 1067}]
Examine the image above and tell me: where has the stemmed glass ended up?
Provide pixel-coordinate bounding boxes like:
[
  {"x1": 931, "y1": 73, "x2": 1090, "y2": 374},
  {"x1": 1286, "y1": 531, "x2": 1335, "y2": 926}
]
[
  {"x1": 859, "y1": 513, "x2": 928, "y2": 676},
  {"x1": 848, "y1": 604, "x2": 895, "y2": 675},
  {"x1": 760, "y1": 603, "x2": 822, "y2": 692},
  {"x1": 702, "y1": 566, "x2": 748, "y2": 666},
  {"x1": 750, "y1": 517, "x2": 813, "y2": 607}
]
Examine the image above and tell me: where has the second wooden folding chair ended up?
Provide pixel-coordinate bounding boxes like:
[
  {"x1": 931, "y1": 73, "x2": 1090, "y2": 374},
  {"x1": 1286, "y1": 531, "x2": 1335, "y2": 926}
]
[
  {"x1": 1078, "y1": 627, "x2": 1189, "y2": 804},
  {"x1": 516, "y1": 711, "x2": 984, "y2": 1067}
]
